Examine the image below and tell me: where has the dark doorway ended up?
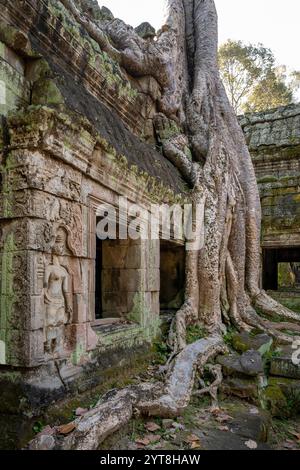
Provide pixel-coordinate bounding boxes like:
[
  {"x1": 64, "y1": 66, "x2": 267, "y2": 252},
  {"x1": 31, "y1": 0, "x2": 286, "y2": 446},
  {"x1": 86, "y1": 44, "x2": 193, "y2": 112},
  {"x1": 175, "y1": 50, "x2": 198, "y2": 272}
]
[
  {"x1": 95, "y1": 223, "x2": 142, "y2": 321},
  {"x1": 160, "y1": 241, "x2": 185, "y2": 313},
  {"x1": 95, "y1": 236, "x2": 103, "y2": 319},
  {"x1": 263, "y1": 247, "x2": 300, "y2": 291}
]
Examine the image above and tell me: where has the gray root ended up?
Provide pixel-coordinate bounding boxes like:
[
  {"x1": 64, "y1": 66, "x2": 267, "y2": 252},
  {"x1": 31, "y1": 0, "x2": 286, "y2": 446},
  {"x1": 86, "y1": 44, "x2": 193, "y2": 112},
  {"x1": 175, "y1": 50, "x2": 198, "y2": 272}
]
[
  {"x1": 138, "y1": 335, "x2": 227, "y2": 417},
  {"x1": 194, "y1": 364, "x2": 223, "y2": 408},
  {"x1": 29, "y1": 335, "x2": 226, "y2": 450}
]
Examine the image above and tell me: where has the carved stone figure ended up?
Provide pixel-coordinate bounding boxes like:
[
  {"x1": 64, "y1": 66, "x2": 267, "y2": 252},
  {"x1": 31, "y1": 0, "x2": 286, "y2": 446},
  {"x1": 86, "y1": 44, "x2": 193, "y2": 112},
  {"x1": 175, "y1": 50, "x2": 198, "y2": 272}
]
[{"x1": 44, "y1": 227, "x2": 72, "y2": 355}]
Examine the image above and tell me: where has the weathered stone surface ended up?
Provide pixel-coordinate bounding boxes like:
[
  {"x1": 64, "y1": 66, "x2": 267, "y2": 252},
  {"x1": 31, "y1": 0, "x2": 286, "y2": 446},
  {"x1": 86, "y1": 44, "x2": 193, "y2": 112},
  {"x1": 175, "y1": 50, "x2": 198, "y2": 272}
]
[
  {"x1": 217, "y1": 351, "x2": 264, "y2": 378},
  {"x1": 263, "y1": 377, "x2": 300, "y2": 417},
  {"x1": 221, "y1": 377, "x2": 259, "y2": 402},
  {"x1": 29, "y1": 434, "x2": 56, "y2": 451},
  {"x1": 270, "y1": 345, "x2": 300, "y2": 379},
  {"x1": 232, "y1": 332, "x2": 273, "y2": 355},
  {"x1": 135, "y1": 22, "x2": 156, "y2": 40},
  {"x1": 205, "y1": 410, "x2": 270, "y2": 449},
  {"x1": 260, "y1": 371, "x2": 300, "y2": 419},
  {"x1": 240, "y1": 104, "x2": 300, "y2": 150},
  {"x1": 261, "y1": 383, "x2": 289, "y2": 418},
  {"x1": 240, "y1": 104, "x2": 300, "y2": 249}
]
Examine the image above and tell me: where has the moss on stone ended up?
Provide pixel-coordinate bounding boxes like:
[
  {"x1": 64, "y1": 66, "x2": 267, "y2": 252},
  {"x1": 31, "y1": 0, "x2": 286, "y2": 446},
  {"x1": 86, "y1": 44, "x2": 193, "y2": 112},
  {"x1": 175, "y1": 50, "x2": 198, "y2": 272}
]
[
  {"x1": 31, "y1": 78, "x2": 64, "y2": 106},
  {"x1": 0, "y1": 21, "x2": 34, "y2": 56},
  {"x1": 47, "y1": 0, "x2": 138, "y2": 102},
  {"x1": 261, "y1": 384, "x2": 289, "y2": 418},
  {"x1": 258, "y1": 175, "x2": 279, "y2": 184},
  {"x1": 0, "y1": 233, "x2": 17, "y2": 365},
  {"x1": 231, "y1": 334, "x2": 250, "y2": 353}
]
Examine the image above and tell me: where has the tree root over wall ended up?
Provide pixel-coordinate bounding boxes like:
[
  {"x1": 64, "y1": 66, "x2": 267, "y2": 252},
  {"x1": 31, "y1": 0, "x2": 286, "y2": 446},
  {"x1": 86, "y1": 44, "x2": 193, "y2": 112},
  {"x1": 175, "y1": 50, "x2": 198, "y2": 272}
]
[{"x1": 29, "y1": 336, "x2": 226, "y2": 450}]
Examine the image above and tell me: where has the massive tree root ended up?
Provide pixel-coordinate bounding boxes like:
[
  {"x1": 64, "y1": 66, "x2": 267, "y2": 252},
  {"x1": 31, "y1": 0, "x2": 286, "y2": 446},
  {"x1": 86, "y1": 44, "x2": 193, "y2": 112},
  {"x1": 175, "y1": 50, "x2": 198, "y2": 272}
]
[
  {"x1": 29, "y1": 0, "x2": 300, "y2": 450},
  {"x1": 30, "y1": 336, "x2": 225, "y2": 450}
]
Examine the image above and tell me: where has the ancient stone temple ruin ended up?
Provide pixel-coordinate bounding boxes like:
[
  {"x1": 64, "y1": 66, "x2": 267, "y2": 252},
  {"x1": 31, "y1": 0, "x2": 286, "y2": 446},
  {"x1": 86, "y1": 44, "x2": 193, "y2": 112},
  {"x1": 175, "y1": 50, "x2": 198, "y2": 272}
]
[
  {"x1": 240, "y1": 104, "x2": 300, "y2": 312},
  {"x1": 0, "y1": 0, "x2": 300, "y2": 451},
  {"x1": 0, "y1": 0, "x2": 188, "y2": 422}
]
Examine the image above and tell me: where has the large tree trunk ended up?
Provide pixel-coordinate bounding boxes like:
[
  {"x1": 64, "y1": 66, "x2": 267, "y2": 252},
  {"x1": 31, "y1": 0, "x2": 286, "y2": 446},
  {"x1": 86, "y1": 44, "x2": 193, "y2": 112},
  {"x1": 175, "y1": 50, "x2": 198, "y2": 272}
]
[{"x1": 155, "y1": 0, "x2": 300, "y2": 347}]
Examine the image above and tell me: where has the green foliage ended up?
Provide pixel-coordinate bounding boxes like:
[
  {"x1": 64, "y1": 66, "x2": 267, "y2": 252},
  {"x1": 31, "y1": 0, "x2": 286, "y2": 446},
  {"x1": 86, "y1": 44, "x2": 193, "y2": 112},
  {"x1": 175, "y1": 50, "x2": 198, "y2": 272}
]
[
  {"x1": 218, "y1": 40, "x2": 299, "y2": 114},
  {"x1": 186, "y1": 325, "x2": 206, "y2": 344},
  {"x1": 223, "y1": 327, "x2": 237, "y2": 348},
  {"x1": 152, "y1": 339, "x2": 171, "y2": 365},
  {"x1": 32, "y1": 421, "x2": 44, "y2": 435},
  {"x1": 244, "y1": 69, "x2": 293, "y2": 113}
]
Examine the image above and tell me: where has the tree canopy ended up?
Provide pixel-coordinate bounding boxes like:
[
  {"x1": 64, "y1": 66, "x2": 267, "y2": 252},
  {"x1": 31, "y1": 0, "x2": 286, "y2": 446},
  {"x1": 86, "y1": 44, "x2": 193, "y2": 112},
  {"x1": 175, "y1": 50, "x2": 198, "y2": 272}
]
[{"x1": 218, "y1": 40, "x2": 299, "y2": 114}]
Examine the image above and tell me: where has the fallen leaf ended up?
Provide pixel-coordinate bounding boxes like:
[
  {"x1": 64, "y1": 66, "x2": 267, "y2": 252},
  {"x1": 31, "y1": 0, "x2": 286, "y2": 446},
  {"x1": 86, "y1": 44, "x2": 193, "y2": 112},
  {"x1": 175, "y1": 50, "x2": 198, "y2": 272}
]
[
  {"x1": 210, "y1": 406, "x2": 222, "y2": 415},
  {"x1": 190, "y1": 441, "x2": 201, "y2": 449},
  {"x1": 145, "y1": 422, "x2": 161, "y2": 432},
  {"x1": 245, "y1": 440, "x2": 258, "y2": 450},
  {"x1": 218, "y1": 425, "x2": 229, "y2": 432},
  {"x1": 185, "y1": 434, "x2": 201, "y2": 444},
  {"x1": 135, "y1": 437, "x2": 150, "y2": 446},
  {"x1": 57, "y1": 422, "x2": 76, "y2": 435},
  {"x1": 136, "y1": 434, "x2": 161, "y2": 446},
  {"x1": 215, "y1": 414, "x2": 233, "y2": 423},
  {"x1": 145, "y1": 434, "x2": 161, "y2": 444},
  {"x1": 136, "y1": 443, "x2": 147, "y2": 449}
]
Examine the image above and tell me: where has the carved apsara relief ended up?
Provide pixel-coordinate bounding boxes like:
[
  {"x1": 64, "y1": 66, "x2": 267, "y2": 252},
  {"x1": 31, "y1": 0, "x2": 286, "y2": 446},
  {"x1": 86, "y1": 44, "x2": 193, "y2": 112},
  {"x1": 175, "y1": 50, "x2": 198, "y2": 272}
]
[{"x1": 43, "y1": 227, "x2": 73, "y2": 356}]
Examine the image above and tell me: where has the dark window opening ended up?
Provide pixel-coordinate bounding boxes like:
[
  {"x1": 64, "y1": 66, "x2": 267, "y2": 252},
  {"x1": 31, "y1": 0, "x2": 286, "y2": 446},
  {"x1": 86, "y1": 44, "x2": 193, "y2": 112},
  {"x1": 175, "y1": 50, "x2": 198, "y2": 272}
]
[
  {"x1": 95, "y1": 222, "x2": 141, "y2": 322},
  {"x1": 95, "y1": 235, "x2": 103, "y2": 320},
  {"x1": 263, "y1": 247, "x2": 300, "y2": 292},
  {"x1": 160, "y1": 241, "x2": 185, "y2": 314}
]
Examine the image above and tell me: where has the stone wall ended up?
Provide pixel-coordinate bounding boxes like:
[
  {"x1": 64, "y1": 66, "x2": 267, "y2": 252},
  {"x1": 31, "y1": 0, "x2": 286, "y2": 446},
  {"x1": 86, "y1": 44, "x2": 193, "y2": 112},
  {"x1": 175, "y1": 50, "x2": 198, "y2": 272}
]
[
  {"x1": 0, "y1": 0, "x2": 189, "y2": 411},
  {"x1": 240, "y1": 104, "x2": 300, "y2": 249}
]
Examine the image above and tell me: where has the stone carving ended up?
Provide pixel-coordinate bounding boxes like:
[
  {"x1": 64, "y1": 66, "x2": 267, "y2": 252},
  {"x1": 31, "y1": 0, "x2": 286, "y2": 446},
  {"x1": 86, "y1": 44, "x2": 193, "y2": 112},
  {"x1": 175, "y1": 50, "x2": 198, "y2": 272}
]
[
  {"x1": 43, "y1": 227, "x2": 72, "y2": 356},
  {"x1": 59, "y1": 201, "x2": 83, "y2": 256}
]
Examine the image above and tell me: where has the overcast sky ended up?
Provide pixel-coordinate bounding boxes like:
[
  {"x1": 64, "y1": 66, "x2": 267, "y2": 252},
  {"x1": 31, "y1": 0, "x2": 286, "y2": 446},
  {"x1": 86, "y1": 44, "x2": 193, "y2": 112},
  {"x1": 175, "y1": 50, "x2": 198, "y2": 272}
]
[{"x1": 99, "y1": 0, "x2": 300, "y2": 71}]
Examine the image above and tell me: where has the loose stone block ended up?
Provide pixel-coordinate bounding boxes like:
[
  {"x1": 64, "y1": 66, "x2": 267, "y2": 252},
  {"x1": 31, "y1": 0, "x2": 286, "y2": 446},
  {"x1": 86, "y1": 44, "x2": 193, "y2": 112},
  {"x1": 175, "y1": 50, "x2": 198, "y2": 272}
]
[{"x1": 270, "y1": 346, "x2": 300, "y2": 380}]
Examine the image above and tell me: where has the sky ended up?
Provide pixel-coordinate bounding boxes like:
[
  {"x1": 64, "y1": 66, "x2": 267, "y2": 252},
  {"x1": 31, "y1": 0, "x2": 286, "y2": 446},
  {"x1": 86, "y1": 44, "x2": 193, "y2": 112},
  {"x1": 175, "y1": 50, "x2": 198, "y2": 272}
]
[{"x1": 99, "y1": 0, "x2": 300, "y2": 71}]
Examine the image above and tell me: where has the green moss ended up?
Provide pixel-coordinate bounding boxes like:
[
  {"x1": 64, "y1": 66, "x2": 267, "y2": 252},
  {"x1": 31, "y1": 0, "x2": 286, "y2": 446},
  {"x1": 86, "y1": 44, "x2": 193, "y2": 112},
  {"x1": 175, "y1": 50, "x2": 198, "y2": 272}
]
[
  {"x1": 71, "y1": 342, "x2": 86, "y2": 366},
  {"x1": 47, "y1": 0, "x2": 138, "y2": 102},
  {"x1": 261, "y1": 384, "x2": 289, "y2": 418},
  {"x1": 258, "y1": 175, "x2": 279, "y2": 184},
  {"x1": 223, "y1": 327, "x2": 237, "y2": 348},
  {"x1": 0, "y1": 55, "x2": 30, "y2": 115},
  {"x1": 159, "y1": 121, "x2": 181, "y2": 141},
  {"x1": 152, "y1": 338, "x2": 171, "y2": 365},
  {"x1": 31, "y1": 78, "x2": 64, "y2": 106},
  {"x1": 0, "y1": 233, "x2": 17, "y2": 365},
  {"x1": 231, "y1": 334, "x2": 249, "y2": 353},
  {"x1": 0, "y1": 21, "x2": 34, "y2": 56}
]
